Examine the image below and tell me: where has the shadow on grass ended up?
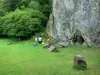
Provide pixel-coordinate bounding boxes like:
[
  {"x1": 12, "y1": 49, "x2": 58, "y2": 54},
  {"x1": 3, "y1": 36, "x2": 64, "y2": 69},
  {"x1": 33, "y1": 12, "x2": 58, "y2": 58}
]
[{"x1": 73, "y1": 66, "x2": 88, "y2": 71}]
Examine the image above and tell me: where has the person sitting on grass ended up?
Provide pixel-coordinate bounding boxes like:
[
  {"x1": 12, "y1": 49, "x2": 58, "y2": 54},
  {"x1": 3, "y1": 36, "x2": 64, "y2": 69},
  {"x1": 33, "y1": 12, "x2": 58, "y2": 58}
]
[
  {"x1": 33, "y1": 37, "x2": 38, "y2": 46},
  {"x1": 7, "y1": 42, "x2": 12, "y2": 45},
  {"x1": 26, "y1": 41, "x2": 30, "y2": 44},
  {"x1": 42, "y1": 40, "x2": 45, "y2": 45},
  {"x1": 43, "y1": 38, "x2": 52, "y2": 48},
  {"x1": 38, "y1": 36, "x2": 43, "y2": 44},
  {"x1": 35, "y1": 37, "x2": 38, "y2": 43},
  {"x1": 47, "y1": 39, "x2": 50, "y2": 43}
]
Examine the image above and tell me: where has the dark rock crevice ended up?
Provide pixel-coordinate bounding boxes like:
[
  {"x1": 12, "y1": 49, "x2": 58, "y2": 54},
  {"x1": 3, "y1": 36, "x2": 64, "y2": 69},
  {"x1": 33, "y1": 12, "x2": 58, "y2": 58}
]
[{"x1": 72, "y1": 30, "x2": 84, "y2": 45}]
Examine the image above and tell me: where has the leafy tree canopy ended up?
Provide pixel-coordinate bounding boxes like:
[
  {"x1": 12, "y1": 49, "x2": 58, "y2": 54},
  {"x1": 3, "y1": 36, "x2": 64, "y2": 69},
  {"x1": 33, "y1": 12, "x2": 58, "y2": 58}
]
[{"x1": 0, "y1": 0, "x2": 52, "y2": 37}]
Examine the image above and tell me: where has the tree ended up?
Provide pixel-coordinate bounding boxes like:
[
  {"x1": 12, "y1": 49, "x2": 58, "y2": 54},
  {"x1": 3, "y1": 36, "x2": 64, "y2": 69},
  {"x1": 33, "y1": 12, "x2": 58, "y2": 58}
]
[
  {"x1": 0, "y1": 0, "x2": 4, "y2": 16},
  {"x1": 0, "y1": 17, "x2": 3, "y2": 35},
  {"x1": 2, "y1": 9, "x2": 43, "y2": 37},
  {"x1": 3, "y1": 0, "x2": 20, "y2": 12},
  {"x1": 0, "y1": 0, "x2": 52, "y2": 38}
]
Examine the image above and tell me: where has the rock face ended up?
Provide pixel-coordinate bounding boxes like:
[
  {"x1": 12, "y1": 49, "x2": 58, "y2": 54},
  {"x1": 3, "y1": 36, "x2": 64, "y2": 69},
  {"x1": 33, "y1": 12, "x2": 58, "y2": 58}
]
[
  {"x1": 47, "y1": 0, "x2": 100, "y2": 47},
  {"x1": 46, "y1": 13, "x2": 54, "y2": 37},
  {"x1": 48, "y1": 45, "x2": 58, "y2": 52}
]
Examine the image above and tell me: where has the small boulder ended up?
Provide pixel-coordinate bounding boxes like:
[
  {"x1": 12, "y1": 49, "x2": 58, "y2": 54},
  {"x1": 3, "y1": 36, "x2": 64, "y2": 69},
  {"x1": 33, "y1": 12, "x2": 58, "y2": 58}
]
[
  {"x1": 57, "y1": 42, "x2": 68, "y2": 48},
  {"x1": 48, "y1": 45, "x2": 58, "y2": 52},
  {"x1": 82, "y1": 42, "x2": 88, "y2": 46},
  {"x1": 73, "y1": 55, "x2": 87, "y2": 68}
]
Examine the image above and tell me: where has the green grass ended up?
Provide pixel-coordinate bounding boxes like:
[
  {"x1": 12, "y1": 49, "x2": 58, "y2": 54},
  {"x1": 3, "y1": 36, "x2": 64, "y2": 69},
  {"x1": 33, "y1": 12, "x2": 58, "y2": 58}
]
[{"x1": 0, "y1": 38, "x2": 100, "y2": 75}]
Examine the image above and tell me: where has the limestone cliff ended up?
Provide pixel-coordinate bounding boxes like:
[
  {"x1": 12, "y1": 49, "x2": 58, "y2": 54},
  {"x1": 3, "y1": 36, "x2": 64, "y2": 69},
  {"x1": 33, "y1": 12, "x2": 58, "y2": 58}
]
[{"x1": 47, "y1": 0, "x2": 100, "y2": 47}]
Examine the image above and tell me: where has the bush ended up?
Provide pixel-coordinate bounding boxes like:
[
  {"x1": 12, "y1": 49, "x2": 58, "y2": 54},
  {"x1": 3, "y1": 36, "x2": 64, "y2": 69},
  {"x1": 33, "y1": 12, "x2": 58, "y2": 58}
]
[
  {"x1": 0, "y1": 0, "x2": 52, "y2": 38},
  {"x1": 0, "y1": 17, "x2": 4, "y2": 35},
  {"x1": 1, "y1": 9, "x2": 44, "y2": 37}
]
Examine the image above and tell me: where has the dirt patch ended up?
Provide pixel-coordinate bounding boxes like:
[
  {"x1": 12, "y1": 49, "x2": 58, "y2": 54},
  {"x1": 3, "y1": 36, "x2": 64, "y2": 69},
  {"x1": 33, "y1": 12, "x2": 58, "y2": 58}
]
[{"x1": 81, "y1": 50, "x2": 87, "y2": 53}]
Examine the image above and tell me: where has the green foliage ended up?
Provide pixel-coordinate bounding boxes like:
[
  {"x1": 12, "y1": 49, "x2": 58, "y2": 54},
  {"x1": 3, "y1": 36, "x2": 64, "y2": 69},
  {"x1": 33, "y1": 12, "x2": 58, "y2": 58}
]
[
  {"x1": 0, "y1": 0, "x2": 52, "y2": 37},
  {"x1": 0, "y1": 0, "x2": 4, "y2": 16},
  {"x1": 43, "y1": 4, "x2": 51, "y2": 16},
  {"x1": 36, "y1": 0, "x2": 50, "y2": 6},
  {"x1": 19, "y1": 0, "x2": 31, "y2": 9},
  {"x1": 28, "y1": 0, "x2": 40, "y2": 10},
  {"x1": 0, "y1": 9, "x2": 44, "y2": 37},
  {"x1": 36, "y1": 0, "x2": 52, "y2": 27},
  {"x1": 2, "y1": 0, "x2": 20, "y2": 12},
  {"x1": 0, "y1": 17, "x2": 4, "y2": 35}
]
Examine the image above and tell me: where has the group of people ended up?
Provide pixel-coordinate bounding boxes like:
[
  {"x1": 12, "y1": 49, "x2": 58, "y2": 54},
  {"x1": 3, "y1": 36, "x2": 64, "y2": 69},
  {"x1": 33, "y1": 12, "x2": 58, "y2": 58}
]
[{"x1": 34, "y1": 36, "x2": 44, "y2": 46}]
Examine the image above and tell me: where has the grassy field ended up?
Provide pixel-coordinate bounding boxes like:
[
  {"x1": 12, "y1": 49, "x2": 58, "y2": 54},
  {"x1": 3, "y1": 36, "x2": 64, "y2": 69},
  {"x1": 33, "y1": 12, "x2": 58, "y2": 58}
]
[{"x1": 0, "y1": 38, "x2": 100, "y2": 75}]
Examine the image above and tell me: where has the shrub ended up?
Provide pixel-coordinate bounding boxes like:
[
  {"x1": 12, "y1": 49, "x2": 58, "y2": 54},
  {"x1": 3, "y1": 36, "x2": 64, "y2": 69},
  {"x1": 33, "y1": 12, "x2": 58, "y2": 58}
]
[
  {"x1": 0, "y1": 17, "x2": 4, "y2": 35},
  {"x1": 1, "y1": 9, "x2": 44, "y2": 37}
]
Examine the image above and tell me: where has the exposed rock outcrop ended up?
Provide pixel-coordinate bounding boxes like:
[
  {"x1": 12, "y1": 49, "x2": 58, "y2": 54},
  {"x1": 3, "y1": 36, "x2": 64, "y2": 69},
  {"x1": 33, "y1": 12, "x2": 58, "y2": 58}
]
[
  {"x1": 47, "y1": 0, "x2": 100, "y2": 47},
  {"x1": 46, "y1": 13, "x2": 54, "y2": 37},
  {"x1": 48, "y1": 45, "x2": 58, "y2": 52},
  {"x1": 73, "y1": 55, "x2": 87, "y2": 68}
]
